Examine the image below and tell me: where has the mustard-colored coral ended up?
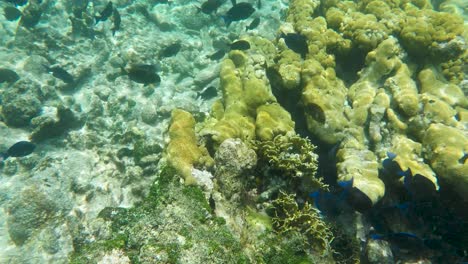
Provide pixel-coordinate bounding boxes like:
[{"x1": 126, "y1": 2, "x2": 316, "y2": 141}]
[
  {"x1": 281, "y1": 0, "x2": 467, "y2": 206},
  {"x1": 400, "y1": 8, "x2": 464, "y2": 58},
  {"x1": 418, "y1": 67, "x2": 468, "y2": 107},
  {"x1": 423, "y1": 124, "x2": 468, "y2": 200},
  {"x1": 255, "y1": 104, "x2": 295, "y2": 141},
  {"x1": 165, "y1": 109, "x2": 213, "y2": 184},
  {"x1": 336, "y1": 137, "x2": 385, "y2": 205},
  {"x1": 390, "y1": 135, "x2": 439, "y2": 190},
  {"x1": 201, "y1": 39, "x2": 295, "y2": 147}
]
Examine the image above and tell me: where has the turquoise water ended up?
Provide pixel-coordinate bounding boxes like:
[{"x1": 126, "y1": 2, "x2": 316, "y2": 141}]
[{"x1": 0, "y1": 0, "x2": 467, "y2": 263}]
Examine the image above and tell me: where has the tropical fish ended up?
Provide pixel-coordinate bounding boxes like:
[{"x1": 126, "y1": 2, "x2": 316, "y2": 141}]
[
  {"x1": 403, "y1": 173, "x2": 437, "y2": 201},
  {"x1": 124, "y1": 64, "x2": 161, "y2": 85},
  {"x1": 19, "y1": 3, "x2": 42, "y2": 28},
  {"x1": 0, "y1": 68, "x2": 20, "y2": 83},
  {"x1": 458, "y1": 152, "x2": 467, "y2": 164},
  {"x1": 381, "y1": 151, "x2": 399, "y2": 174},
  {"x1": 111, "y1": 7, "x2": 121, "y2": 36},
  {"x1": 230, "y1": 40, "x2": 250, "y2": 50},
  {"x1": 199, "y1": 86, "x2": 217, "y2": 99},
  {"x1": 310, "y1": 178, "x2": 373, "y2": 213},
  {"x1": 4, "y1": 6, "x2": 22, "y2": 21},
  {"x1": 44, "y1": 65, "x2": 74, "y2": 84},
  {"x1": 198, "y1": 0, "x2": 223, "y2": 14},
  {"x1": 304, "y1": 102, "x2": 325, "y2": 123},
  {"x1": 309, "y1": 178, "x2": 353, "y2": 215},
  {"x1": 371, "y1": 232, "x2": 428, "y2": 253},
  {"x1": 207, "y1": 50, "x2": 226, "y2": 60},
  {"x1": 223, "y1": 2, "x2": 255, "y2": 26},
  {"x1": 281, "y1": 33, "x2": 308, "y2": 59},
  {"x1": 382, "y1": 152, "x2": 437, "y2": 201},
  {"x1": 95, "y1": 1, "x2": 113, "y2": 24},
  {"x1": 1, "y1": 141, "x2": 35, "y2": 161},
  {"x1": 246, "y1": 17, "x2": 260, "y2": 30},
  {"x1": 160, "y1": 42, "x2": 182, "y2": 58}
]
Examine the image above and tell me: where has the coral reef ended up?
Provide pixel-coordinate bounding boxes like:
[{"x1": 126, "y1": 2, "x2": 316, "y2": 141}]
[
  {"x1": 165, "y1": 109, "x2": 214, "y2": 184},
  {"x1": 1, "y1": 79, "x2": 42, "y2": 127},
  {"x1": 254, "y1": 134, "x2": 325, "y2": 191},
  {"x1": 214, "y1": 138, "x2": 257, "y2": 200},
  {"x1": 270, "y1": 192, "x2": 333, "y2": 258},
  {"x1": 272, "y1": 0, "x2": 468, "y2": 207},
  {"x1": 423, "y1": 123, "x2": 468, "y2": 200},
  {"x1": 200, "y1": 38, "x2": 296, "y2": 148},
  {"x1": 1, "y1": 0, "x2": 466, "y2": 263}
]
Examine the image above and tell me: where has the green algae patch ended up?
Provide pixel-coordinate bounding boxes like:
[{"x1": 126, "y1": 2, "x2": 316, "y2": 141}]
[{"x1": 69, "y1": 165, "x2": 249, "y2": 263}]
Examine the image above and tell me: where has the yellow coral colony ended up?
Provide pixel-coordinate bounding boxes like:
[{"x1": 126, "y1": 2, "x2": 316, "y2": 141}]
[
  {"x1": 166, "y1": 109, "x2": 213, "y2": 184},
  {"x1": 281, "y1": 0, "x2": 467, "y2": 204}
]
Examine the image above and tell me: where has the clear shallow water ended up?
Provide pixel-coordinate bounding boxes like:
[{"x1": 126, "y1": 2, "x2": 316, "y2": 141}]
[{"x1": 0, "y1": 0, "x2": 467, "y2": 263}]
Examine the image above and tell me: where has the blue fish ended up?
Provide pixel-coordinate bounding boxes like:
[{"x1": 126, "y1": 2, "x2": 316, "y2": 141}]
[
  {"x1": 309, "y1": 178, "x2": 357, "y2": 215},
  {"x1": 381, "y1": 151, "x2": 402, "y2": 175},
  {"x1": 404, "y1": 173, "x2": 437, "y2": 201},
  {"x1": 381, "y1": 152, "x2": 436, "y2": 200}
]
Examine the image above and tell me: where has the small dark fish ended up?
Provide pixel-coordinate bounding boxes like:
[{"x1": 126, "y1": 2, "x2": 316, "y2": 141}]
[
  {"x1": 155, "y1": 0, "x2": 170, "y2": 4},
  {"x1": 403, "y1": 173, "x2": 437, "y2": 201},
  {"x1": 199, "y1": 86, "x2": 218, "y2": 99},
  {"x1": 0, "y1": 68, "x2": 20, "y2": 83},
  {"x1": 160, "y1": 42, "x2": 181, "y2": 58},
  {"x1": 198, "y1": 0, "x2": 223, "y2": 15},
  {"x1": 111, "y1": 7, "x2": 121, "y2": 36},
  {"x1": 246, "y1": 17, "x2": 260, "y2": 30},
  {"x1": 381, "y1": 151, "x2": 402, "y2": 176},
  {"x1": 304, "y1": 102, "x2": 326, "y2": 123},
  {"x1": 44, "y1": 65, "x2": 75, "y2": 84},
  {"x1": 223, "y1": 2, "x2": 255, "y2": 26},
  {"x1": 125, "y1": 64, "x2": 161, "y2": 85},
  {"x1": 281, "y1": 33, "x2": 308, "y2": 59},
  {"x1": 371, "y1": 232, "x2": 427, "y2": 252},
  {"x1": 346, "y1": 187, "x2": 373, "y2": 212},
  {"x1": 4, "y1": 6, "x2": 22, "y2": 21},
  {"x1": 6, "y1": 0, "x2": 28, "y2": 6},
  {"x1": 310, "y1": 178, "x2": 372, "y2": 213},
  {"x1": 207, "y1": 50, "x2": 226, "y2": 60},
  {"x1": 19, "y1": 3, "x2": 42, "y2": 28},
  {"x1": 257, "y1": 0, "x2": 261, "y2": 9},
  {"x1": 230, "y1": 40, "x2": 250, "y2": 50},
  {"x1": 459, "y1": 152, "x2": 468, "y2": 164},
  {"x1": 1, "y1": 141, "x2": 35, "y2": 161},
  {"x1": 209, "y1": 194, "x2": 216, "y2": 212},
  {"x1": 95, "y1": 1, "x2": 113, "y2": 24},
  {"x1": 310, "y1": 186, "x2": 348, "y2": 216}
]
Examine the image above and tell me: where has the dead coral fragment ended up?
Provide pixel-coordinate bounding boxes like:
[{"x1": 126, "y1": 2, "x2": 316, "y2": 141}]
[{"x1": 270, "y1": 192, "x2": 333, "y2": 255}]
